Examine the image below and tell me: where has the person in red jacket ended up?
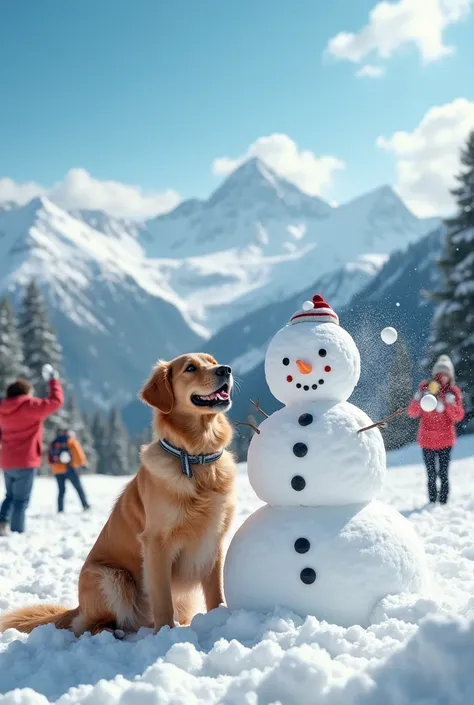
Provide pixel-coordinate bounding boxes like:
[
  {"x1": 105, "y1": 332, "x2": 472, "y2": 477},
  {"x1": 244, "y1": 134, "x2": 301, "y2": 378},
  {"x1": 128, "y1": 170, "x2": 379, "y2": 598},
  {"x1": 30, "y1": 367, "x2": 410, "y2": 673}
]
[
  {"x1": 408, "y1": 354, "x2": 465, "y2": 504},
  {"x1": 0, "y1": 364, "x2": 64, "y2": 535}
]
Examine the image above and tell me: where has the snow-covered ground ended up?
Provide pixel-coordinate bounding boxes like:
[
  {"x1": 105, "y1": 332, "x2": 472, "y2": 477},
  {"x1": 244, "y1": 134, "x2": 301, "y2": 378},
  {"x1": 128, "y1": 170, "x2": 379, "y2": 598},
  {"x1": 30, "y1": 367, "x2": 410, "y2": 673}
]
[{"x1": 1, "y1": 437, "x2": 474, "y2": 704}]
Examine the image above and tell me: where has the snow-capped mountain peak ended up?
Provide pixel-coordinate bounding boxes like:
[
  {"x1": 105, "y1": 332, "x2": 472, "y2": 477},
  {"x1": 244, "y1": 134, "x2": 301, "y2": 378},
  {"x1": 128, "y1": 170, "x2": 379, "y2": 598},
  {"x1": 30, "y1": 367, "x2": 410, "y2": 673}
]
[
  {"x1": 142, "y1": 158, "x2": 333, "y2": 259},
  {"x1": 207, "y1": 157, "x2": 330, "y2": 214}
]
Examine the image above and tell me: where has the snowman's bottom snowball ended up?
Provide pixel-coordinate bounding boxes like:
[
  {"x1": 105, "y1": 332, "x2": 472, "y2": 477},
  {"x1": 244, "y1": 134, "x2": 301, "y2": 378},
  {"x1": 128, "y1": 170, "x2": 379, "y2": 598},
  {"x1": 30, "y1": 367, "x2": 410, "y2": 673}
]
[{"x1": 224, "y1": 501, "x2": 429, "y2": 628}]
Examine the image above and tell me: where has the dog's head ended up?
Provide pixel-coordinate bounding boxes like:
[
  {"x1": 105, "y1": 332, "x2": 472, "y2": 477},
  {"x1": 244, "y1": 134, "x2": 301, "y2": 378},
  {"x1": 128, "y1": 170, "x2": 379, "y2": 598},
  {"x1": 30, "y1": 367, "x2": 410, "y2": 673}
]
[{"x1": 140, "y1": 353, "x2": 233, "y2": 416}]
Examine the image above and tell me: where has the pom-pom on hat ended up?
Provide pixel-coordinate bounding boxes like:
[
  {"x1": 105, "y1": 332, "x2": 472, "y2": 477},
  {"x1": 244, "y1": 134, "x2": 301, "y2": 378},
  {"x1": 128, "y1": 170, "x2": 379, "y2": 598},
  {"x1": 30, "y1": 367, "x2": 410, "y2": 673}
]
[
  {"x1": 432, "y1": 354, "x2": 455, "y2": 382},
  {"x1": 289, "y1": 294, "x2": 339, "y2": 326}
]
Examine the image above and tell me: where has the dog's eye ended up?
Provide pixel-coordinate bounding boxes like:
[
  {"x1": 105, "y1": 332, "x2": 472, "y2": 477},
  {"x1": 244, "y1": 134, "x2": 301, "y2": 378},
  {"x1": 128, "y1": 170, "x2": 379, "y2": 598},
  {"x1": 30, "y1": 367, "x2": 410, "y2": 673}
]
[{"x1": 186, "y1": 364, "x2": 197, "y2": 372}]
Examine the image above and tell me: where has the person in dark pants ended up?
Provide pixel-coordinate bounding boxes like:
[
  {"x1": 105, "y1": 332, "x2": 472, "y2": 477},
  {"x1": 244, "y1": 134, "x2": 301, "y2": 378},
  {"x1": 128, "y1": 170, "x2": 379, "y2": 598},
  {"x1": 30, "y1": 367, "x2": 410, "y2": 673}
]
[
  {"x1": 408, "y1": 355, "x2": 465, "y2": 504},
  {"x1": 48, "y1": 430, "x2": 90, "y2": 512},
  {"x1": 0, "y1": 365, "x2": 64, "y2": 534},
  {"x1": 422, "y1": 448, "x2": 452, "y2": 504}
]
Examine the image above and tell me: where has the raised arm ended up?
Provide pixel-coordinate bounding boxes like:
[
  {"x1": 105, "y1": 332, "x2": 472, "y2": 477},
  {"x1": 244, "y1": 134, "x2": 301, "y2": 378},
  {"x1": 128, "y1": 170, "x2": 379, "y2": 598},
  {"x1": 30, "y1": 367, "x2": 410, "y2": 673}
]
[{"x1": 27, "y1": 379, "x2": 64, "y2": 420}]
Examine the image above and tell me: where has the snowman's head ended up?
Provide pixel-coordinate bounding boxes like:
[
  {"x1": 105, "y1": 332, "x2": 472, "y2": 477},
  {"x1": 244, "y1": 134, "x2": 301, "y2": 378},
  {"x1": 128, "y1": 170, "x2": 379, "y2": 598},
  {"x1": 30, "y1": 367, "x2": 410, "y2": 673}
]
[{"x1": 265, "y1": 295, "x2": 360, "y2": 405}]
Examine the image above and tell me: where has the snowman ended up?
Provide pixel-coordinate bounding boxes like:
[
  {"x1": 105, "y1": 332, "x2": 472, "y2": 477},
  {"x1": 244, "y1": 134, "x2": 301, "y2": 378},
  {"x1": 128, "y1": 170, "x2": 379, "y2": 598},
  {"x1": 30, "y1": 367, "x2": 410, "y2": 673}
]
[{"x1": 224, "y1": 294, "x2": 429, "y2": 628}]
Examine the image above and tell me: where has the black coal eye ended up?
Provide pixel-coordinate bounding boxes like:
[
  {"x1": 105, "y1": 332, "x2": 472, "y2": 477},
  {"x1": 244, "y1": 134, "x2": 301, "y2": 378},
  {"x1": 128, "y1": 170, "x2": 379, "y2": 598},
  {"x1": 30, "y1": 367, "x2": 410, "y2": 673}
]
[
  {"x1": 318, "y1": 349, "x2": 327, "y2": 358},
  {"x1": 186, "y1": 364, "x2": 197, "y2": 372},
  {"x1": 282, "y1": 358, "x2": 290, "y2": 366}
]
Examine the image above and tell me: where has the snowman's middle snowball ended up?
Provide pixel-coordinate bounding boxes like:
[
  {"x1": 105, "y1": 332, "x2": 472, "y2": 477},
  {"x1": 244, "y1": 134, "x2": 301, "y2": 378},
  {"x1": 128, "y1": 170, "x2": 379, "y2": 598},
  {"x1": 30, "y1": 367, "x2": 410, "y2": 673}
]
[{"x1": 248, "y1": 401, "x2": 385, "y2": 506}]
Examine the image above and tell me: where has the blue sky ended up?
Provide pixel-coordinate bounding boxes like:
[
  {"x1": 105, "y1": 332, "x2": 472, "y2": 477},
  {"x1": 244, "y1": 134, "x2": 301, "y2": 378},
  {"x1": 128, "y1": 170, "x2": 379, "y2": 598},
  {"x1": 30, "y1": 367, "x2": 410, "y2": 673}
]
[{"x1": 1, "y1": 0, "x2": 473, "y2": 218}]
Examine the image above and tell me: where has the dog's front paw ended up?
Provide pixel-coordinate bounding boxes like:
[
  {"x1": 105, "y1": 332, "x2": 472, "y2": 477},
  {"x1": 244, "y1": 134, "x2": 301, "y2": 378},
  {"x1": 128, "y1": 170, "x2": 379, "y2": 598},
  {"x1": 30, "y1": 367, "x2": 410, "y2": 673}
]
[{"x1": 153, "y1": 615, "x2": 175, "y2": 634}]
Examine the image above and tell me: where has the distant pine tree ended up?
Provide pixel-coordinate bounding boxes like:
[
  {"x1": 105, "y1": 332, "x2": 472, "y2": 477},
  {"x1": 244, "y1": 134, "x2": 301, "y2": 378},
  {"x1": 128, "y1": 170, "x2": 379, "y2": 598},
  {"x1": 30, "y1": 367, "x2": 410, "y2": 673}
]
[
  {"x1": 65, "y1": 396, "x2": 97, "y2": 473},
  {"x1": 382, "y1": 338, "x2": 417, "y2": 451},
  {"x1": 18, "y1": 280, "x2": 68, "y2": 463},
  {"x1": 128, "y1": 425, "x2": 153, "y2": 471},
  {"x1": 91, "y1": 411, "x2": 108, "y2": 475},
  {"x1": 106, "y1": 407, "x2": 130, "y2": 476},
  {"x1": 0, "y1": 297, "x2": 27, "y2": 394},
  {"x1": 429, "y1": 131, "x2": 474, "y2": 409},
  {"x1": 18, "y1": 281, "x2": 63, "y2": 395}
]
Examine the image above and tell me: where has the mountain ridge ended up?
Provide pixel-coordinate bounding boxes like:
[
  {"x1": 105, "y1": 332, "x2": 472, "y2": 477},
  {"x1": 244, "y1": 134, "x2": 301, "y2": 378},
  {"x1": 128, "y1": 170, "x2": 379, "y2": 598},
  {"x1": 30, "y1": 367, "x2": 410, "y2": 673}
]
[{"x1": 0, "y1": 162, "x2": 441, "y2": 413}]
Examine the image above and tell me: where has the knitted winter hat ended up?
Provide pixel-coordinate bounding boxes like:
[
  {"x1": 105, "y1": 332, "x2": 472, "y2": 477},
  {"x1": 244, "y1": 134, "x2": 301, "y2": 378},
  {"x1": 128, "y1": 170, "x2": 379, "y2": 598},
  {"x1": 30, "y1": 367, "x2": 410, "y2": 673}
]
[
  {"x1": 432, "y1": 354, "x2": 455, "y2": 382},
  {"x1": 289, "y1": 294, "x2": 339, "y2": 326}
]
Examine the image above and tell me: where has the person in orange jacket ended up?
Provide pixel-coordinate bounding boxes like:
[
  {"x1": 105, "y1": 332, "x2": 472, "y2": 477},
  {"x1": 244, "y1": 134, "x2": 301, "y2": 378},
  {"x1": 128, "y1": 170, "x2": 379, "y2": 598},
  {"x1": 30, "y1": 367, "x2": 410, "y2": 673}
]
[{"x1": 48, "y1": 429, "x2": 90, "y2": 513}]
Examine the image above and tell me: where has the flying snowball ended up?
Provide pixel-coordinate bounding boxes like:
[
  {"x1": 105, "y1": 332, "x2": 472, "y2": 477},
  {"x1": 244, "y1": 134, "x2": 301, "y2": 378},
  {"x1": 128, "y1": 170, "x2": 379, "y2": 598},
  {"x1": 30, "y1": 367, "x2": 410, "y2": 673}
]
[
  {"x1": 420, "y1": 394, "x2": 438, "y2": 412},
  {"x1": 381, "y1": 327, "x2": 398, "y2": 345}
]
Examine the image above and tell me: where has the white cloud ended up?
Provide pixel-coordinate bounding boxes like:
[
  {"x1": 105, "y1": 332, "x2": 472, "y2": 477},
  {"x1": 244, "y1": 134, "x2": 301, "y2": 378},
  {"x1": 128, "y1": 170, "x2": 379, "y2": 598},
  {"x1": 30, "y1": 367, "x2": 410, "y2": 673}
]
[
  {"x1": 212, "y1": 134, "x2": 345, "y2": 197},
  {"x1": 356, "y1": 64, "x2": 386, "y2": 77},
  {"x1": 377, "y1": 97, "x2": 474, "y2": 216},
  {"x1": 0, "y1": 168, "x2": 181, "y2": 219},
  {"x1": 326, "y1": 0, "x2": 473, "y2": 67},
  {"x1": 0, "y1": 177, "x2": 46, "y2": 205}
]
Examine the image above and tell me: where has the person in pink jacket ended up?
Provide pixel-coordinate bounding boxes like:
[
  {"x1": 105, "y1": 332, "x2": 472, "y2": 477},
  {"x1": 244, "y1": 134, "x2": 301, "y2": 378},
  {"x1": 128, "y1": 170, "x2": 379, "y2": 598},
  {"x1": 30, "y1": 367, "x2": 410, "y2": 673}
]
[{"x1": 408, "y1": 355, "x2": 465, "y2": 504}]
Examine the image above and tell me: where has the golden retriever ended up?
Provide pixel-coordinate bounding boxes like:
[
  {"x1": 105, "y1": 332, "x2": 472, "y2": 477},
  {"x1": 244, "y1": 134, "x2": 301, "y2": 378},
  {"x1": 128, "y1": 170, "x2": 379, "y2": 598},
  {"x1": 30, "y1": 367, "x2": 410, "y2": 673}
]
[{"x1": 0, "y1": 353, "x2": 237, "y2": 636}]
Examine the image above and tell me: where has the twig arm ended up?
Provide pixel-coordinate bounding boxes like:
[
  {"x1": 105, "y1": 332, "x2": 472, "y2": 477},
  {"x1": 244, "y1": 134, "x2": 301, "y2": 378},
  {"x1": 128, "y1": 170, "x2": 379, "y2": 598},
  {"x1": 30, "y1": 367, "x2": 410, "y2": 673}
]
[
  {"x1": 249, "y1": 399, "x2": 269, "y2": 418},
  {"x1": 357, "y1": 407, "x2": 408, "y2": 434},
  {"x1": 236, "y1": 421, "x2": 261, "y2": 435}
]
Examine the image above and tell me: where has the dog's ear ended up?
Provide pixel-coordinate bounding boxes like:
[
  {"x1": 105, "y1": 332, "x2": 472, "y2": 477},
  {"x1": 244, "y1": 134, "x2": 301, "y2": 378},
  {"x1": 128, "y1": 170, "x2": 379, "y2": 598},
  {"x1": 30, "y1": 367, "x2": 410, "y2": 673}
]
[{"x1": 140, "y1": 360, "x2": 174, "y2": 413}]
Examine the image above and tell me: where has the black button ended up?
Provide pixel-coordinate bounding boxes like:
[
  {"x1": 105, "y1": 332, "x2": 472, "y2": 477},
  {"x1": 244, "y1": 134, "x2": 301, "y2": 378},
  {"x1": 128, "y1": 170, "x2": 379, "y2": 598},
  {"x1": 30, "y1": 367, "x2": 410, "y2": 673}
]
[
  {"x1": 294, "y1": 537, "x2": 310, "y2": 554},
  {"x1": 293, "y1": 442, "x2": 308, "y2": 458},
  {"x1": 298, "y1": 413, "x2": 313, "y2": 426},
  {"x1": 291, "y1": 475, "x2": 306, "y2": 491},
  {"x1": 300, "y1": 568, "x2": 316, "y2": 584}
]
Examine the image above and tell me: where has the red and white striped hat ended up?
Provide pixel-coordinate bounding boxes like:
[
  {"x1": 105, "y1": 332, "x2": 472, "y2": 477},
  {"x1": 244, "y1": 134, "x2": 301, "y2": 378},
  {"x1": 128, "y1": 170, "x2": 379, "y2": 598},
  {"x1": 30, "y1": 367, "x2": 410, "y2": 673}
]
[{"x1": 289, "y1": 294, "x2": 339, "y2": 326}]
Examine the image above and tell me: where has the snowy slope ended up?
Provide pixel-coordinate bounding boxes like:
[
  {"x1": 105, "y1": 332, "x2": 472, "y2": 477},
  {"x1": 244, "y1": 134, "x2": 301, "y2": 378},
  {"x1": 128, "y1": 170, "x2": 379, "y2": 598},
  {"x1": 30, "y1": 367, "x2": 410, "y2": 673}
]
[
  {"x1": 142, "y1": 158, "x2": 333, "y2": 259},
  {"x1": 203, "y1": 227, "x2": 444, "y2": 428},
  {"x1": 0, "y1": 198, "x2": 203, "y2": 408},
  {"x1": 0, "y1": 164, "x2": 440, "y2": 410},
  {"x1": 1, "y1": 437, "x2": 474, "y2": 703},
  {"x1": 139, "y1": 160, "x2": 438, "y2": 330}
]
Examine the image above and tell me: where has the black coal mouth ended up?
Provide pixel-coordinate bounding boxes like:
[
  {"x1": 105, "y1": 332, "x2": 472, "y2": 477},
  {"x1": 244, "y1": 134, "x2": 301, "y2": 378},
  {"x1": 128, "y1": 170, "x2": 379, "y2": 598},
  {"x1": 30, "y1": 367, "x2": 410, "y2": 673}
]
[{"x1": 191, "y1": 383, "x2": 231, "y2": 408}]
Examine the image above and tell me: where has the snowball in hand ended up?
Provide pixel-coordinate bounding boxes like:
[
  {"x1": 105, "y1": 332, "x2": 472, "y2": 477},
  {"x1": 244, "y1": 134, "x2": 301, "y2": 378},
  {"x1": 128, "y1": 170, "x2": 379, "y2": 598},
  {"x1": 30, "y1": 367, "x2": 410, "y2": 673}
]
[
  {"x1": 41, "y1": 364, "x2": 54, "y2": 381},
  {"x1": 381, "y1": 327, "x2": 398, "y2": 345},
  {"x1": 420, "y1": 394, "x2": 438, "y2": 412}
]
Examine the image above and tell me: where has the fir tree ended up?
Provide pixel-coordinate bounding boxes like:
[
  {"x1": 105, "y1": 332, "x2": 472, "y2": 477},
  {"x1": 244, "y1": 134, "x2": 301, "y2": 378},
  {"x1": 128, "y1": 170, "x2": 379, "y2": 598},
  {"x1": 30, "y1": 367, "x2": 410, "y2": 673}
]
[
  {"x1": 383, "y1": 338, "x2": 417, "y2": 451},
  {"x1": 106, "y1": 407, "x2": 130, "y2": 476},
  {"x1": 127, "y1": 426, "x2": 152, "y2": 471},
  {"x1": 0, "y1": 297, "x2": 27, "y2": 394},
  {"x1": 429, "y1": 131, "x2": 474, "y2": 408},
  {"x1": 18, "y1": 281, "x2": 63, "y2": 396},
  {"x1": 17, "y1": 281, "x2": 68, "y2": 464},
  {"x1": 64, "y1": 396, "x2": 97, "y2": 473},
  {"x1": 91, "y1": 411, "x2": 108, "y2": 475}
]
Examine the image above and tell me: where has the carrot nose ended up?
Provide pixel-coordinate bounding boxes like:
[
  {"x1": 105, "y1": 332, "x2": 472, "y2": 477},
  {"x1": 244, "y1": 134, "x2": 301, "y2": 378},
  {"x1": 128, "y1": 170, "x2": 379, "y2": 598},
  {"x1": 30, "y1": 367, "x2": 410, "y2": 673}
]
[{"x1": 296, "y1": 359, "x2": 312, "y2": 375}]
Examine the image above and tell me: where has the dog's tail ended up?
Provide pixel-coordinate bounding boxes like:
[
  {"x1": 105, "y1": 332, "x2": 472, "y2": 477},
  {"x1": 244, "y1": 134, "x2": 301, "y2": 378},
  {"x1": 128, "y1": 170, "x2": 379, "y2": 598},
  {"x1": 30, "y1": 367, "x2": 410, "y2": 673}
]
[{"x1": 0, "y1": 604, "x2": 78, "y2": 634}]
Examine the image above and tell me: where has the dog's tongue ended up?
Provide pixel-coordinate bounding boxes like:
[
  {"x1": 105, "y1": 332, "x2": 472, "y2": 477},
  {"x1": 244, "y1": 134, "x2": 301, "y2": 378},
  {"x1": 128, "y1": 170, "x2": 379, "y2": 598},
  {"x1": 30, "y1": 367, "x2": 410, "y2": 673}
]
[{"x1": 209, "y1": 389, "x2": 230, "y2": 401}]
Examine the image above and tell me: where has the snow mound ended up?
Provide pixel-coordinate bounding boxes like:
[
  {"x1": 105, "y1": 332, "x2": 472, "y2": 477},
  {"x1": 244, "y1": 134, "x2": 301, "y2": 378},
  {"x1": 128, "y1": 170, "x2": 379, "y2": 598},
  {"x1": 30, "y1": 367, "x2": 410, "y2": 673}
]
[{"x1": 0, "y1": 436, "x2": 474, "y2": 703}]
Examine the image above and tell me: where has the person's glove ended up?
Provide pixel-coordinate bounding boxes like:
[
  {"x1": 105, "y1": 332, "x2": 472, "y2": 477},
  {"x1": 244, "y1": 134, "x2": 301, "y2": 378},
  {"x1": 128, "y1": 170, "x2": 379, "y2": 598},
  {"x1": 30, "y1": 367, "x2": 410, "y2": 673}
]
[
  {"x1": 446, "y1": 392, "x2": 456, "y2": 405},
  {"x1": 414, "y1": 390, "x2": 422, "y2": 401},
  {"x1": 42, "y1": 364, "x2": 58, "y2": 382}
]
